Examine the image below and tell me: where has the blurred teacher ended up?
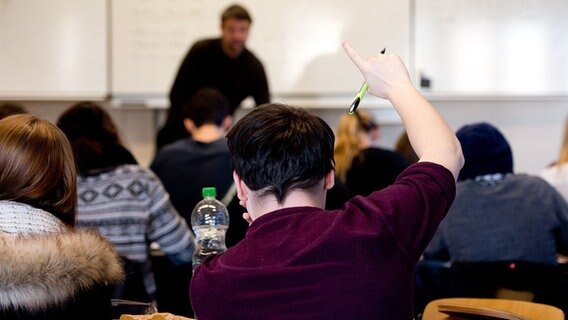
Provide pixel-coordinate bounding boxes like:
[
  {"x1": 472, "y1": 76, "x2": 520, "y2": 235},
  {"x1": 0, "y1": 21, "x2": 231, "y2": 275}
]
[{"x1": 157, "y1": 4, "x2": 270, "y2": 150}]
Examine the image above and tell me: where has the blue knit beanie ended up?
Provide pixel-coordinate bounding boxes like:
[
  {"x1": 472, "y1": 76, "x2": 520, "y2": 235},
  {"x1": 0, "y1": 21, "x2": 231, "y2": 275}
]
[{"x1": 456, "y1": 122, "x2": 514, "y2": 181}]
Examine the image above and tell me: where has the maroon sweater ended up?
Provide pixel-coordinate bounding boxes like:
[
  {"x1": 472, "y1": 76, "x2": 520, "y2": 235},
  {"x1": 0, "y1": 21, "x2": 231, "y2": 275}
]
[{"x1": 190, "y1": 162, "x2": 455, "y2": 319}]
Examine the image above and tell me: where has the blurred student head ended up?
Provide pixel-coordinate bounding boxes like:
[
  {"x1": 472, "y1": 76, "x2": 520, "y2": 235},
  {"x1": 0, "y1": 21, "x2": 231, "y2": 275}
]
[
  {"x1": 182, "y1": 88, "x2": 232, "y2": 132},
  {"x1": 57, "y1": 102, "x2": 136, "y2": 173},
  {"x1": 0, "y1": 114, "x2": 76, "y2": 226},
  {"x1": 334, "y1": 110, "x2": 379, "y2": 183},
  {"x1": 227, "y1": 104, "x2": 335, "y2": 204},
  {"x1": 456, "y1": 122, "x2": 513, "y2": 181},
  {"x1": 0, "y1": 102, "x2": 27, "y2": 120}
]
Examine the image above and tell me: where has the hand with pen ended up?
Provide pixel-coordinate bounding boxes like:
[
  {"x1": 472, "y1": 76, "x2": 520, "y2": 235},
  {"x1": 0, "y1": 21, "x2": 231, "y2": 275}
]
[
  {"x1": 342, "y1": 40, "x2": 464, "y2": 180},
  {"x1": 343, "y1": 41, "x2": 414, "y2": 107}
]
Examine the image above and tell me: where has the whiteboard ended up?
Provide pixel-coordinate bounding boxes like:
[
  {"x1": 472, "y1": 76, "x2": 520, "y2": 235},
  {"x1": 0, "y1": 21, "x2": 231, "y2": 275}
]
[
  {"x1": 0, "y1": 0, "x2": 107, "y2": 99},
  {"x1": 111, "y1": 0, "x2": 410, "y2": 97},
  {"x1": 414, "y1": 0, "x2": 568, "y2": 95}
]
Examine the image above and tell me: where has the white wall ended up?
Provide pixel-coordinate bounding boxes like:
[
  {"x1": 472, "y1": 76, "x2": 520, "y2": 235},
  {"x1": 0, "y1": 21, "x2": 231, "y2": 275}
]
[
  {"x1": 432, "y1": 97, "x2": 567, "y2": 174},
  {"x1": 20, "y1": 102, "x2": 157, "y2": 167},
  {"x1": 110, "y1": 0, "x2": 410, "y2": 96}
]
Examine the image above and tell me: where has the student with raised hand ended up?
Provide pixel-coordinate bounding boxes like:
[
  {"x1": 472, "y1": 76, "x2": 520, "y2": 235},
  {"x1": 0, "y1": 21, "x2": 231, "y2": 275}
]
[
  {"x1": 189, "y1": 42, "x2": 463, "y2": 319},
  {"x1": 343, "y1": 42, "x2": 463, "y2": 178}
]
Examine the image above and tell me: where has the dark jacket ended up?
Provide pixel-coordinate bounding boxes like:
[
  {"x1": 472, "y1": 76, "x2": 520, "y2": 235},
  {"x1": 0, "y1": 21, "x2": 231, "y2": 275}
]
[{"x1": 0, "y1": 231, "x2": 124, "y2": 319}]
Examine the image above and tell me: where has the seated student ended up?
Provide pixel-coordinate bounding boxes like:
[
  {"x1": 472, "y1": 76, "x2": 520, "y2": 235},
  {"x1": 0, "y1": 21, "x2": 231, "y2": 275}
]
[
  {"x1": 334, "y1": 109, "x2": 409, "y2": 197},
  {"x1": 0, "y1": 114, "x2": 123, "y2": 319},
  {"x1": 327, "y1": 110, "x2": 402, "y2": 210},
  {"x1": 150, "y1": 88, "x2": 240, "y2": 316},
  {"x1": 425, "y1": 122, "x2": 568, "y2": 265},
  {"x1": 424, "y1": 123, "x2": 568, "y2": 305},
  {"x1": 189, "y1": 42, "x2": 463, "y2": 319},
  {"x1": 541, "y1": 115, "x2": 568, "y2": 202},
  {"x1": 57, "y1": 102, "x2": 194, "y2": 303},
  {"x1": 151, "y1": 88, "x2": 244, "y2": 245}
]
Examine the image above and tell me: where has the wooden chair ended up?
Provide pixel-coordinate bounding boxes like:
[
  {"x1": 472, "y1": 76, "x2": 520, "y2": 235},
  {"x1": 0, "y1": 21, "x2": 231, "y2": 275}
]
[{"x1": 422, "y1": 298, "x2": 564, "y2": 320}]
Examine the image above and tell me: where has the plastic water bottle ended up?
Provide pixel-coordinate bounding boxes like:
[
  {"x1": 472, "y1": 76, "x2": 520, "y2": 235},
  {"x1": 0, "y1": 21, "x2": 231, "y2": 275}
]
[{"x1": 191, "y1": 187, "x2": 230, "y2": 273}]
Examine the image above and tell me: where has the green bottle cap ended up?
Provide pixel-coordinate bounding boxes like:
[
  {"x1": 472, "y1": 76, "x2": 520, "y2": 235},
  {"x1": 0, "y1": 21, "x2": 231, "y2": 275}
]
[{"x1": 202, "y1": 187, "x2": 217, "y2": 197}]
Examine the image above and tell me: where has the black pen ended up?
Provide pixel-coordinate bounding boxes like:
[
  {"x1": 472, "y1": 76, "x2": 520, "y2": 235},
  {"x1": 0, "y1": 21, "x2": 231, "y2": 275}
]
[{"x1": 348, "y1": 48, "x2": 386, "y2": 114}]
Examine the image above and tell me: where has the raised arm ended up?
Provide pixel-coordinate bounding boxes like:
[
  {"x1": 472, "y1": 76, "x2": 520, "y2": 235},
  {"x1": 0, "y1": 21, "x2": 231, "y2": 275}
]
[{"x1": 342, "y1": 42, "x2": 463, "y2": 180}]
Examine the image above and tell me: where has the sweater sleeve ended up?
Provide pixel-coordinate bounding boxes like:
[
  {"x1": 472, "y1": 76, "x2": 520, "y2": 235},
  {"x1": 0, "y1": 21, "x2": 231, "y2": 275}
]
[
  {"x1": 146, "y1": 173, "x2": 195, "y2": 265},
  {"x1": 351, "y1": 162, "x2": 456, "y2": 263}
]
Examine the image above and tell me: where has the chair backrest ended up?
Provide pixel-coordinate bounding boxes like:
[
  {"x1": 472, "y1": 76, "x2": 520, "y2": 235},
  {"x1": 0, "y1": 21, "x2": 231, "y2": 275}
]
[
  {"x1": 111, "y1": 299, "x2": 157, "y2": 319},
  {"x1": 113, "y1": 256, "x2": 152, "y2": 302},
  {"x1": 448, "y1": 261, "x2": 561, "y2": 304},
  {"x1": 422, "y1": 298, "x2": 564, "y2": 320}
]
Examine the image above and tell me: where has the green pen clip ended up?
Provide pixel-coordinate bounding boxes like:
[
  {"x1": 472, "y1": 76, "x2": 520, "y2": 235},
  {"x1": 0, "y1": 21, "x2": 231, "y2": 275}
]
[{"x1": 348, "y1": 82, "x2": 368, "y2": 114}]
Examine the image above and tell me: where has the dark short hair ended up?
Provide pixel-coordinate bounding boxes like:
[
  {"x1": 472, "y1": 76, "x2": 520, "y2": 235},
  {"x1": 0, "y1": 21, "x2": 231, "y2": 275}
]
[
  {"x1": 57, "y1": 102, "x2": 133, "y2": 173},
  {"x1": 58, "y1": 102, "x2": 119, "y2": 144},
  {"x1": 182, "y1": 88, "x2": 229, "y2": 127},
  {"x1": 221, "y1": 4, "x2": 252, "y2": 24},
  {"x1": 226, "y1": 104, "x2": 334, "y2": 203},
  {"x1": 0, "y1": 103, "x2": 27, "y2": 120}
]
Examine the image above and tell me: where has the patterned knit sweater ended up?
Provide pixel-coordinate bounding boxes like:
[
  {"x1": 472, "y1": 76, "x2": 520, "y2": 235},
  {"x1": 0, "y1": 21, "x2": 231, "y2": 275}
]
[{"x1": 76, "y1": 164, "x2": 195, "y2": 298}]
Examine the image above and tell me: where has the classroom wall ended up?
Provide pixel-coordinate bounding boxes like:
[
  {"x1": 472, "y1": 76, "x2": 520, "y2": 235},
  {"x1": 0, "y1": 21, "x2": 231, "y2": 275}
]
[
  {"x1": 15, "y1": 97, "x2": 567, "y2": 175},
  {"x1": 110, "y1": 0, "x2": 410, "y2": 97},
  {"x1": 433, "y1": 98, "x2": 566, "y2": 174},
  {"x1": 20, "y1": 102, "x2": 156, "y2": 167},
  {"x1": 305, "y1": 98, "x2": 567, "y2": 175},
  {"x1": 3, "y1": 0, "x2": 567, "y2": 175}
]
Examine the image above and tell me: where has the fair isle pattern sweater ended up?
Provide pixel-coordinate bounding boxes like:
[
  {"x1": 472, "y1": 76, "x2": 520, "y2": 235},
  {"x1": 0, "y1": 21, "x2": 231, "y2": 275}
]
[{"x1": 76, "y1": 165, "x2": 195, "y2": 298}]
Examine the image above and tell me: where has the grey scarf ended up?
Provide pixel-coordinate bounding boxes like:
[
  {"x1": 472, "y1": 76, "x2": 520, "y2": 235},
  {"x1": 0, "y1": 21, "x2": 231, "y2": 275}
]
[{"x1": 0, "y1": 200, "x2": 66, "y2": 234}]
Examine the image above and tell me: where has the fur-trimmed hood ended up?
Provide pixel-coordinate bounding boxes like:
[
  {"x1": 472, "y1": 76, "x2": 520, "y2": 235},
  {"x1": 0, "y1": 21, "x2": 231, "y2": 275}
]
[{"x1": 0, "y1": 230, "x2": 124, "y2": 312}]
